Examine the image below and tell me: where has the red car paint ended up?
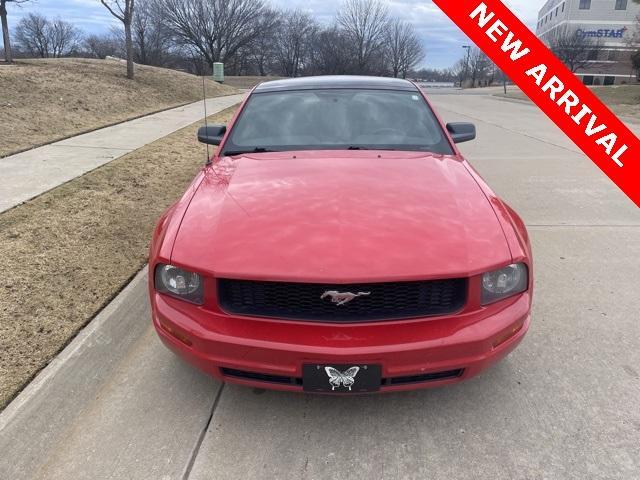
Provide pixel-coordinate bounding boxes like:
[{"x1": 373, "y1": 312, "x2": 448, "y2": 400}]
[{"x1": 149, "y1": 79, "x2": 533, "y2": 393}]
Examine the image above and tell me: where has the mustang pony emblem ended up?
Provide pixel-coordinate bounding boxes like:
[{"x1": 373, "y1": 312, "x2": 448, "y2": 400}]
[
  {"x1": 321, "y1": 290, "x2": 371, "y2": 306},
  {"x1": 325, "y1": 366, "x2": 360, "y2": 391}
]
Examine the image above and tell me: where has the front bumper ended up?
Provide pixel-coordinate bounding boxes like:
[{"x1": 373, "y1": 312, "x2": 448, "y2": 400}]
[{"x1": 151, "y1": 288, "x2": 531, "y2": 393}]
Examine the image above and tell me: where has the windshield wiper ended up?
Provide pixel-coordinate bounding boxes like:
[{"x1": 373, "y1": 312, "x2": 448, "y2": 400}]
[
  {"x1": 223, "y1": 147, "x2": 274, "y2": 156},
  {"x1": 346, "y1": 146, "x2": 368, "y2": 150}
]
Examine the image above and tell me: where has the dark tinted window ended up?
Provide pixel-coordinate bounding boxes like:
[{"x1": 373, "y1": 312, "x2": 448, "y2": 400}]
[
  {"x1": 615, "y1": 0, "x2": 627, "y2": 10},
  {"x1": 224, "y1": 89, "x2": 453, "y2": 155},
  {"x1": 579, "y1": 0, "x2": 591, "y2": 9}
]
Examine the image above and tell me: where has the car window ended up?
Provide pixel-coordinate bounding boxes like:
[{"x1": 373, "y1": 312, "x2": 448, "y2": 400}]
[{"x1": 223, "y1": 89, "x2": 453, "y2": 155}]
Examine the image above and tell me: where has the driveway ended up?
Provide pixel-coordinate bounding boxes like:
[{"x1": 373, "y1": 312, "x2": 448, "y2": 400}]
[{"x1": 1, "y1": 90, "x2": 638, "y2": 480}]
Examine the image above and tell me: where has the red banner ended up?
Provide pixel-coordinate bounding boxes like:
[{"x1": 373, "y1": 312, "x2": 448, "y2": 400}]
[{"x1": 433, "y1": 0, "x2": 640, "y2": 207}]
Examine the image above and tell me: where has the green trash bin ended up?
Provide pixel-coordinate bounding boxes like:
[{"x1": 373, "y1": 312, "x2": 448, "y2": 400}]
[{"x1": 213, "y1": 63, "x2": 224, "y2": 83}]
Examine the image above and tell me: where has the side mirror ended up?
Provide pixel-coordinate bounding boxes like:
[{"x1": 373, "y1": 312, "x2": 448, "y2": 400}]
[
  {"x1": 197, "y1": 125, "x2": 226, "y2": 145},
  {"x1": 446, "y1": 122, "x2": 476, "y2": 144}
]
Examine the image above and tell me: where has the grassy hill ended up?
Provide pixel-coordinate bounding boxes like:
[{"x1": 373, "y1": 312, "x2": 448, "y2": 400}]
[{"x1": 0, "y1": 58, "x2": 237, "y2": 157}]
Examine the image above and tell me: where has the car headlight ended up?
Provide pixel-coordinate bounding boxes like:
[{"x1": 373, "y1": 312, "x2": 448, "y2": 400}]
[
  {"x1": 154, "y1": 263, "x2": 204, "y2": 304},
  {"x1": 481, "y1": 263, "x2": 528, "y2": 305}
]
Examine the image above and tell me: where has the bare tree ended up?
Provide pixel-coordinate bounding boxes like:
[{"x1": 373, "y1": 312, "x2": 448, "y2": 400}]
[
  {"x1": 399, "y1": 29, "x2": 423, "y2": 78},
  {"x1": 468, "y1": 47, "x2": 491, "y2": 87},
  {"x1": 100, "y1": 0, "x2": 135, "y2": 79},
  {"x1": 48, "y1": 18, "x2": 82, "y2": 57},
  {"x1": 274, "y1": 9, "x2": 316, "y2": 77},
  {"x1": 1, "y1": 0, "x2": 30, "y2": 62},
  {"x1": 451, "y1": 58, "x2": 467, "y2": 86},
  {"x1": 248, "y1": 7, "x2": 280, "y2": 76},
  {"x1": 15, "y1": 14, "x2": 82, "y2": 58},
  {"x1": 386, "y1": 18, "x2": 404, "y2": 78},
  {"x1": 158, "y1": 0, "x2": 265, "y2": 70},
  {"x1": 84, "y1": 33, "x2": 120, "y2": 59},
  {"x1": 385, "y1": 18, "x2": 423, "y2": 78},
  {"x1": 549, "y1": 29, "x2": 601, "y2": 73},
  {"x1": 308, "y1": 25, "x2": 354, "y2": 75},
  {"x1": 337, "y1": 0, "x2": 388, "y2": 74},
  {"x1": 129, "y1": 0, "x2": 172, "y2": 66},
  {"x1": 14, "y1": 13, "x2": 48, "y2": 57}
]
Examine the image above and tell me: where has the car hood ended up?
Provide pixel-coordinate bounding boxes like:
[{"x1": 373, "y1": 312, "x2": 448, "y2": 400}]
[{"x1": 172, "y1": 151, "x2": 511, "y2": 282}]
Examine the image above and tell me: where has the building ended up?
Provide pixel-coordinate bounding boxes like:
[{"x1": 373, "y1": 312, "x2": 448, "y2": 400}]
[{"x1": 536, "y1": 0, "x2": 640, "y2": 85}]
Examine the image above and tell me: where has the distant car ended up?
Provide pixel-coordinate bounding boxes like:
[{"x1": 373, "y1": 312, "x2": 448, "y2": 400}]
[{"x1": 149, "y1": 76, "x2": 532, "y2": 394}]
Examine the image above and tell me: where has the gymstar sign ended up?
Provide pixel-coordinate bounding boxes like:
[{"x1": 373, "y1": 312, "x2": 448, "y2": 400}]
[
  {"x1": 576, "y1": 27, "x2": 627, "y2": 39},
  {"x1": 432, "y1": 0, "x2": 640, "y2": 207}
]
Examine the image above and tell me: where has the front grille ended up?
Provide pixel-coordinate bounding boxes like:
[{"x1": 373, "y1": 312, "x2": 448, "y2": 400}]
[
  {"x1": 217, "y1": 278, "x2": 467, "y2": 322},
  {"x1": 387, "y1": 369, "x2": 463, "y2": 385},
  {"x1": 220, "y1": 367, "x2": 301, "y2": 385},
  {"x1": 220, "y1": 367, "x2": 464, "y2": 387}
]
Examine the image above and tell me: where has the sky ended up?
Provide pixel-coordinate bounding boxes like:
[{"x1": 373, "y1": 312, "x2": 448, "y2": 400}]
[{"x1": 7, "y1": 0, "x2": 545, "y2": 70}]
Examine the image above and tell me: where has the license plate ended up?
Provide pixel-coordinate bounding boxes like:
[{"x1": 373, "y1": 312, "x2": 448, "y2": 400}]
[{"x1": 303, "y1": 364, "x2": 382, "y2": 393}]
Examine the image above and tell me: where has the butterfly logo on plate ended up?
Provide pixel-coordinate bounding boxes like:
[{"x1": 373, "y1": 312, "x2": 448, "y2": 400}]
[{"x1": 324, "y1": 366, "x2": 360, "y2": 391}]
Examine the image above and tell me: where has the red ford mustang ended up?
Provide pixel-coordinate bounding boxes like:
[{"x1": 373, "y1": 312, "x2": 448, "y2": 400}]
[{"x1": 149, "y1": 76, "x2": 532, "y2": 394}]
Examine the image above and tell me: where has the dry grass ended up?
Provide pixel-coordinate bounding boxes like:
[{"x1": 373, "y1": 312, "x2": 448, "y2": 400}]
[
  {"x1": 224, "y1": 75, "x2": 283, "y2": 89},
  {"x1": 494, "y1": 85, "x2": 640, "y2": 119},
  {"x1": 0, "y1": 105, "x2": 239, "y2": 410},
  {"x1": 0, "y1": 57, "x2": 237, "y2": 157}
]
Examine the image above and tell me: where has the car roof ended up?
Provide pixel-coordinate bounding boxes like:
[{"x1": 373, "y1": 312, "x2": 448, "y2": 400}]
[{"x1": 253, "y1": 75, "x2": 419, "y2": 93}]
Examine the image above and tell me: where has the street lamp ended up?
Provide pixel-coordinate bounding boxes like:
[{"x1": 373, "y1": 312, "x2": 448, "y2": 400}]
[{"x1": 462, "y1": 45, "x2": 472, "y2": 88}]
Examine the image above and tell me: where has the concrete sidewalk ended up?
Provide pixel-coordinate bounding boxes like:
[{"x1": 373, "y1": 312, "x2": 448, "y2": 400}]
[
  {"x1": 0, "y1": 268, "x2": 221, "y2": 480},
  {"x1": 0, "y1": 94, "x2": 244, "y2": 214}
]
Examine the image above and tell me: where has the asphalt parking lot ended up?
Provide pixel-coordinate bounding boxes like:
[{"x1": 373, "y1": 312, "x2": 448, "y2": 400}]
[{"x1": 1, "y1": 90, "x2": 639, "y2": 480}]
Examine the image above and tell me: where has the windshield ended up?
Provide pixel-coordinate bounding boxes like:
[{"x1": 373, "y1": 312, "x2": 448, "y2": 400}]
[{"x1": 223, "y1": 89, "x2": 454, "y2": 156}]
